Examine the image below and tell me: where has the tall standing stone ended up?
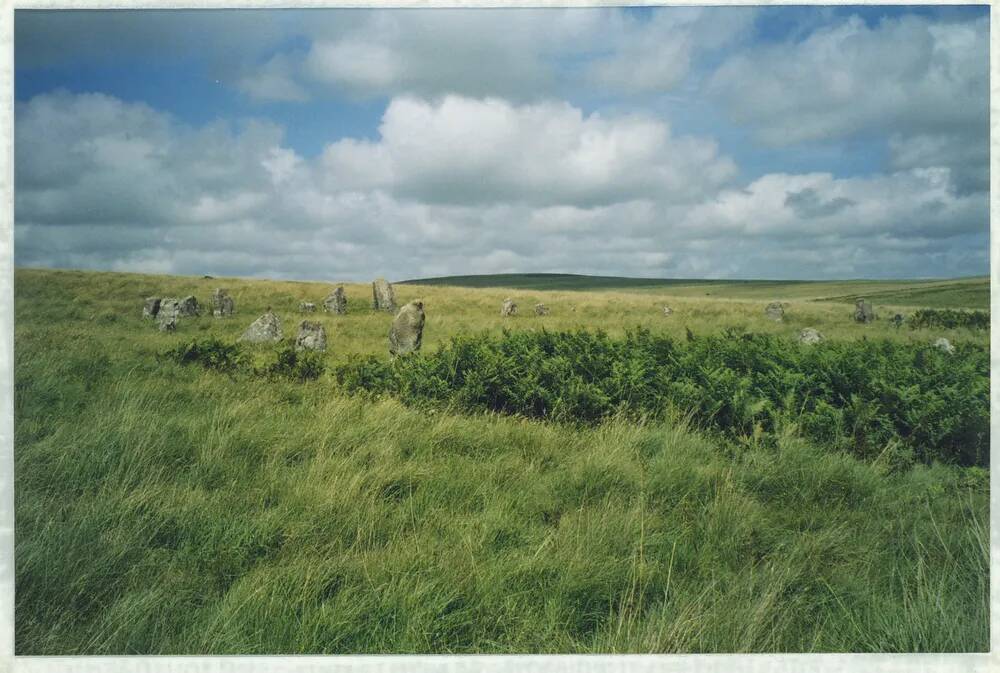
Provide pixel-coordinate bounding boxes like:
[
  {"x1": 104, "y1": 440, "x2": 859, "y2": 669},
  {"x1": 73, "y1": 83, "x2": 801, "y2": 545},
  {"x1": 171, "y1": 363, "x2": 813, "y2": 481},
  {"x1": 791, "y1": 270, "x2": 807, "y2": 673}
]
[
  {"x1": 372, "y1": 278, "x2": 396, "y2": 312},
  {"x1": 239, "y1": 310, "x2": 283, "y2": 343},
  {"x1": 765, "y1": 302, "x2": 784, "y2": 321},
  {"x1": 389, "y1": 301, "x2": 425, "y2": 356},
  {"x1": 324, "y1": 286, "x2": 348, "y2": 314},
  {"x1": 143, "y1": 297, "x2": 161, "y2": 319},
  {"x1": 854, "y1": 299, "x2": 876, "y2": 324},
  {"x1": 157, "y1": 299, "x2": 181, "y2": 331},
  {"x1": 295, "y1": 321, "x2": 327, "y2": 351},
  {"x1": 501, "y1": 298, "x2": 518, "y2": 317},
  {"x1": 211, "y1": 288, "x2": 234, "y2": 317}
]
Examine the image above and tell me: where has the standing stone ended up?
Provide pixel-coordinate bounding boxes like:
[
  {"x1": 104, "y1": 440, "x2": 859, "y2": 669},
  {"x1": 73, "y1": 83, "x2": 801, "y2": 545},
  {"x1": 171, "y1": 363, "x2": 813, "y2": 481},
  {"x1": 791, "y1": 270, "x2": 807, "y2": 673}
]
[
  {"x1": 239, "y1": 310, "x2": 282, "y2": 343},
  {"x1": 854, "y1": 299, "x2": 876, "y2": 323},
  {"x1": 933, "y1": 337, "x2": 955, "y2": 354},
  {"x1": 765, "y1": 302, "x2": 785, "y2": 322},
  {"x1": 798, "y1": 328, "x2": 824, "y2": 344},
  {"x1": 662, "y1": 306, "x2": 673, "y2": 317},
  {"x1": 143, "y1": 297, "x2": 161, "y2": 319},
  {"x1": 172, "y1": 295, "x2": 199, "y2": 317},
  {"x1": 534, "y1": 303, "x2": 549, "y2": 316},
  {"x1": 372, "y1": 278, "x2": 396, "y2": 312},
  {"x1": 157, "y1": 299, "x2": 181, "y2": 331},
  {"x1": 300, "y1": 302, "x2": 317, "y2": 313},
  {"x1": 389, "y1": 301, "x2": 425, "y2": 356},
  {"x1": 501, "y1": 298, "x2": 518, "y2": 317},
  {"x1": 211, "y1": 288, "x2": 234, "y2": 317},
  {"x1": 295, "y1": 321, "x2": 327, "y2": 351},
  {"x1": 324, "y1": 286, "x2": 348, "y2": 314}
]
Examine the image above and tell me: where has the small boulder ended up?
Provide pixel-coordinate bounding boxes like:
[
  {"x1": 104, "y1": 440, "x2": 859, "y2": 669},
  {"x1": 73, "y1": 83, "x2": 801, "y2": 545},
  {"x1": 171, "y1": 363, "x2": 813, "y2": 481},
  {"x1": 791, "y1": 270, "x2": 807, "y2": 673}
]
[
  {"x1": 372, "y1": 278, "x2": 396, "y2": 312},
  {"x1": 798, "y1": 328, "x2": 824, "y2": 344},
  {"x1": 211, "y1": 288, "x2": 234, "y2": 317},
  {"x1": 765, "y1": 302, "x2": 784, "y2": 321},
  {"x1": 662, "y1": 306, "x2": 673, "y2": 317},
  {"x1": 389, "y1": 300, "x2": 425, "y2": 356},
  {"x1": 854, "y1": 299, "x2": 875, "y2": 324},
  {"x1": 933, "y1": 337, "x2": 955, "y2": 354},
  {"x1": 534, "y1": 303, "x2": 549, "y2": 316},
  {"x1": 239, "y1": 310, "x2": 282, "y2": 343},
  {"x1": 295, "y1": 321, "x2": 327, "y2": 351},
  {"x1": 300, "y1": 301, "x2": 317, "y2": 313},
  {"x1": 501, "y1": 298, "x2": 518, "y2": 317},
  {"x1": 324, "y1": 286, "x2": 348, "y2": 314},
  {"x1": 164, "y1": 295, "x2": 200, "y2": 317},
  {"x1": 143, "y1": 297, "x2": 161, "y2": 319}
]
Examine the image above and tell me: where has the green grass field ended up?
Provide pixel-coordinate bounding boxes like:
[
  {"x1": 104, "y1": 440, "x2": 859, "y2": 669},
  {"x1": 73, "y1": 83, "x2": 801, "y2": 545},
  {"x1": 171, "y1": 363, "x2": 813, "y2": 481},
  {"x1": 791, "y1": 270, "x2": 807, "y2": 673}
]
[{"x1": 13, "y1": 268, "x2": 990, "y2": 654}]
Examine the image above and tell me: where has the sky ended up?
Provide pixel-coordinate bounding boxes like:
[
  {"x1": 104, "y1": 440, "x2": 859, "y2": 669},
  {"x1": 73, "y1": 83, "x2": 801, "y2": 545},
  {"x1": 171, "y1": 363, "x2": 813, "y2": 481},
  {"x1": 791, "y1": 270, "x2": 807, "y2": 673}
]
[{"x1": 13, "y1": 5, "x2": 990, "y2": 281}]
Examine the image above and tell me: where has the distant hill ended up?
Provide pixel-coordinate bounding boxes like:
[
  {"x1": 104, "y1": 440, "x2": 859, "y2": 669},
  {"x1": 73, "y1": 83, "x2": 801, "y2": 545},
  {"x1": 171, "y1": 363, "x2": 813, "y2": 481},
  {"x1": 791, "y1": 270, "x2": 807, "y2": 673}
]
[{"x1": 398, "y1": 272, "x2": 786, "y2": 291}]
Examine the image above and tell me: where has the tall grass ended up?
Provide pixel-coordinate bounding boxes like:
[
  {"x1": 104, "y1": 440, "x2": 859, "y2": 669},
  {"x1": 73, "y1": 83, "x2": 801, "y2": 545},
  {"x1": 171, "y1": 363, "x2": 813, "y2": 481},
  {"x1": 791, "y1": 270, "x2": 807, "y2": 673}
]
[{"x1": 12, "y1": 268, "x2": 990, "y2": 653}]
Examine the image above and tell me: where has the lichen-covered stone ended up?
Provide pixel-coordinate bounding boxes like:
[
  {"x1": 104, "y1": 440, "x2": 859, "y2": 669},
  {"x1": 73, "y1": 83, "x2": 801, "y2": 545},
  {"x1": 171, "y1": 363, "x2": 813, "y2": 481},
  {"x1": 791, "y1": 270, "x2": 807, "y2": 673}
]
[
  {"x1": 143, "y1": 297, "x2": 161, "y2": 319},
  {"x1": 854, "y1": 299, "x2": 876, "y2": 324},
  {"x1": 372, "y1": 278, "x2": 396, "y2": 312},
  {"x1": 157, "y1": 299, "x2": 181, "y2": 331},
  {"x1": 534, "y1": 303, "x2": 549, "y2": 316},
  {"x1": 501, "y1": 298, "x2": 517, "y2": 317},
  {"x1": 798, "y1": 328, "x2": 824, "y2": 344},
  {"x1": 211, "y1": 288, "x2": 234, "y2": 317},
  {"x1": 765, "y1": 302, "x2": 784, "y2": 321},
  {"x1": 389, "y1": 301, "x2": 425, "y2": 356},
  {"x1": 300, "y1": 302, "x2": 317, "y2": 312},
  {"x1": 295, "y1": 320, "x2": 327, "y2": 351},
  {"x1": 324, "y1": 286, "x2": 348, "y2": 314},
  {"x1": 662, "y1": 306, "x2": 673, "y2": 317},
  {"x1": 239, "y1": 311, "x2": 282, "y2": 343}
]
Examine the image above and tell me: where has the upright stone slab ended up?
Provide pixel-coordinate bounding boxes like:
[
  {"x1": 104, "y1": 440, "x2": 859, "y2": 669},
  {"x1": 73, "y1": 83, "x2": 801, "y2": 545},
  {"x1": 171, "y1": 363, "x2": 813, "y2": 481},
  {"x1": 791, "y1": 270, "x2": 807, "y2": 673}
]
[
  {"x1": 372, "y1": 278, "x2": 396, "y2": 312},
  {"x1": 501, "y1": 298, "x2": 517, "y2": 317},
  {"x1": 534, "y1": 303, "x2": 549, "y2": 316},
  {"x1": 798, "y1": 328, "x2": 824, "y2": 344},
  {"x1": 211, "y1": 288, "x2": 234, "y2": 317},
  {"x1": 239, "y1": 310, "x2": 283, "y2": 343},
  {"x1": 854, "y1": 299, "x2": 876, "y2": 324},
  {"x1": 765, "y1": 302, "x2": 784, "y2": 321},
  {"x1": 324, "y1": 286, "x2": 348, "y2": 314},
  {"x1": 143, "y1": 297, "x2": 161, "y2": 319},
  {"x1": 389, "y1": 301, "x2": 425, "y2": 356},
  {"x1": 295, "y1": 321, "x2": 327, "y2": 351},
  {"x1": 173, "y1": 295, "x2": 199, "y2": 317},
  {"x1": 157, "y1": 299, "x2": 181, "y2": 331}
]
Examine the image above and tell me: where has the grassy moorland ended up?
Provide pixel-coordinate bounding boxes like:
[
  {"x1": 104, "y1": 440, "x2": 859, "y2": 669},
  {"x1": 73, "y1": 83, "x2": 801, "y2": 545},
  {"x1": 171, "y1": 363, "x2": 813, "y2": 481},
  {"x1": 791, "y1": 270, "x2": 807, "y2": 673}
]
[{"x1": 12, "y1": 267, "x2": 990, "y2": 654}]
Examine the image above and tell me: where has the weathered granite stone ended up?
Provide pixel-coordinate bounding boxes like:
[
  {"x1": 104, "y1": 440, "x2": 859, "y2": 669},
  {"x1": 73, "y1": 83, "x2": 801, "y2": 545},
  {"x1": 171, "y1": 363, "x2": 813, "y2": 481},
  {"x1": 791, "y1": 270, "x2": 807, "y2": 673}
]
[
  {"x1": 372, "y1": 278, "x2": 396, "y2": 312},
  {"x1": 300, "y1": 301, "x2": 317, "y2": 312},
  {"x1": 933, "y1": 337, "x2": 955, "y2": 354},
  {"x1": 211, "y1": 288, "x2": 234, "y2": 317},
  {"x1": 854, "y1": 299, "x2": 876, "y2": 324},
  {"x1": 295, "y1": 320, "x2": 327, "y2": 351},
  {"x1": 662, "y1": 306, "x2": 673, "y2": 317},
  {"x1": 143, "y1": 297, "x2": 161, "y2": 319},
  {"x1": 239, "y1": 310, "x2": 282, "y2": 343},
  {"x1": 501, "y1": 298, "x2": 517, "y2": 317},
  {"x1": 324, "y1": 286, "x2": 348, "y2": 314},
  {"x1": 534, "y1": 303, "x2": 549, "y2": 316},
  {"x1": 157, "y1": 299, "x2": 181, "y2": 331},
  {"x1": 798, "y1": 328, "x2": 824, "y2": 344},
  {"x1": 389, "y1": 301, "x2": 425, "y2": 356},
  {"x1": 765, "y1": 302, "x2": 785, "y2": 321}
]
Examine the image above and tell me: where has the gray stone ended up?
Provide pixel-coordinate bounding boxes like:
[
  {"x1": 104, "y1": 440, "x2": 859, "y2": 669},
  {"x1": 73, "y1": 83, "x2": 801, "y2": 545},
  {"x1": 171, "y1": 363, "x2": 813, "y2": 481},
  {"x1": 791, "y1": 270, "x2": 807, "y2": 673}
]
[
  {"x1": 324, "y1": 286, "x2": 348, "y2": 314},
  {"x1": 372, "y1": 278, "x2": 396, "y2": 312},
  {"x1": 662, "y1": 306, "x2": 673, "y2": 317},
  {"x1": 765, "y1": 301, "x2": 784, "y2": 321},
  {"x1": 534, "y1": 303, "x2": 549, "y2": 316},
  {"x1": 501, "y1": 298, "x2": 518, "y2": 317},
  {"x1": 295, "y1": 320, "x2": 327, "y2": 351},
  {"x1": 933, "y1": 337, "x2": 955, "y2": 355},
  {"x1": 161, "y1": 295, "x2": 200, "y2": 317},
  {"x1": 211, "y1": 288, "x2": 234, "y2": 317},
  {"x1": 239, "y1": 310, "x2": 283, "y2": 343},
  {"x1": 157, "y1": 299, "x2": 181, "y2": 331},
  {"x1": 300, "y1": 301, "x2": 317, "y2": 313},
  {"x1": 143, "y1": 297, "x2": 161, "y2": 319},
  {"x1": 854, "y1": 299, "x2": 876, "y2": 324},
  {"x1": 389, "y1": 300, "x2": 425, "y2": 356},
  {"x1": 798, "y1": 328, "x2": 824, "y2": 344}
]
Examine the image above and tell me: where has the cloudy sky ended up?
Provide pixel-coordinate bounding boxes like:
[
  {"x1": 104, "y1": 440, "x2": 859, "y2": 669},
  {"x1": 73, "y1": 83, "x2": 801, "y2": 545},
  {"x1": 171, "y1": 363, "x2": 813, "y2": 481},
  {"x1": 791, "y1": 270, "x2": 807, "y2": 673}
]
[{"x1": 14, "y1": 6, "x2": 989, "y2": 281}]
